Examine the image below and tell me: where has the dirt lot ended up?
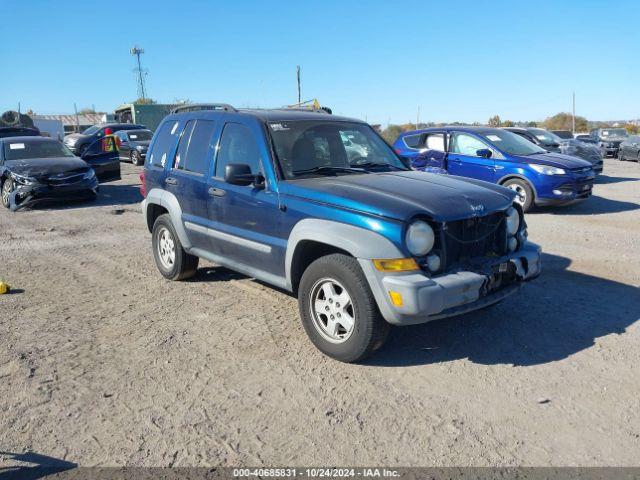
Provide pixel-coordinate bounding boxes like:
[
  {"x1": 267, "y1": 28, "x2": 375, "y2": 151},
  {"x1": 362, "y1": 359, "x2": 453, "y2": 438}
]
[{"x1": 1, "y1": 159, "x2": 639, "y2": 468}]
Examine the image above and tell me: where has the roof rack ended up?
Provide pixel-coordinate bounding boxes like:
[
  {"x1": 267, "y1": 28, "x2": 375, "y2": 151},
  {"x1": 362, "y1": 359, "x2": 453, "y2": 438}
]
[{"x1": 171, "y1": 103, "x2": 237, "y2": 114}]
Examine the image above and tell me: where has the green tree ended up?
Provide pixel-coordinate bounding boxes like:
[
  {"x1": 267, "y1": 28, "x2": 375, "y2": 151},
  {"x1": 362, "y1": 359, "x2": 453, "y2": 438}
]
[
  {"x1": 78, "y1": 107, "x2": 96, "y2": 114},
  {"x1": 487, "y1": 115, "x2": 502, "y2": 127},
  {"x1": 502, "y1": 120, "x2": 515, "y2": 127},
  {"x1": 133, "y1": 97, "x2": 157, "y2": 105},
  {"x1": 543, "y1": 112, "x2": 588, "y2": 132}
]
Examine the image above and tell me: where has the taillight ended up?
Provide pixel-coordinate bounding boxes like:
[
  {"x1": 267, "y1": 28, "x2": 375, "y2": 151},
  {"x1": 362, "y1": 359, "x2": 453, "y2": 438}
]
[
  {"x1": 394, "y1": 148, "x2": 402, "y2": 154},
  {"x1": 139, "y1": 171, "x2": 147, "y2": 198}
]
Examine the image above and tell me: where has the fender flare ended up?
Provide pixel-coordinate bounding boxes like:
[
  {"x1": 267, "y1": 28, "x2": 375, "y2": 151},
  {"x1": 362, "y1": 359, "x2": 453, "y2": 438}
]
[
  {"x1": 285, "y1": 218, "x2": 404, "y2": 289},
  {"x1": 497, "y1": 173, "x2": 538, "y2": 199},
  {"x1": 143, "y1": 188, "x2": 192, "y2": 249}
]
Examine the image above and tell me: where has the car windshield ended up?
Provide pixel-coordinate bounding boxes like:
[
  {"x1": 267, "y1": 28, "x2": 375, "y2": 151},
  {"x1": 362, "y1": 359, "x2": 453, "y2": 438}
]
[
  {"x1": 601, "y1": 129, "x2": 628, "y2": 137},
  {"x1": 529, "y1": 129, "x2": 562, "y2": 144},
  {"x1": 4, "y1": 140, "x2": 76, "y2": 161},
  {"x1": 480, "y1": 130, "x2": 547, "y2": 156},
  {"x1": 552, "y1": 130, "x2": 574, "y2": 139},
  {"x1": 82, "y1": 125, "x2": 101, "y2": 135},
  {"x1": 268, "y1": 120, "x2": 407, "y2": 178},
  {"x1": 127, "y1": 130, "x2": 153, "y2": 141}
]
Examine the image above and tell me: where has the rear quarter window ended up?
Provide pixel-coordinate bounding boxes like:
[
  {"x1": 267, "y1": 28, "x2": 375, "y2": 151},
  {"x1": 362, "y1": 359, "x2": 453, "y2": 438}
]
[
  {"x1": 148, "y1": 120, "x2": 180, "y2": 168},
  {"x1": 402, "y1": 134, "x2": 422, "y2": 149}
]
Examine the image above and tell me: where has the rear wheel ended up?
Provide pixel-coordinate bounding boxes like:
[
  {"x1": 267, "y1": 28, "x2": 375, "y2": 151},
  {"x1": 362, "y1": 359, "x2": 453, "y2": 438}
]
[
  {"x1": 503, "y1": 178, "x2": 534, "y2": 212},
  {"x1": 1, "y1": 178, "x2": 14, "y2": 209},
  {"x1": 152, "y1": 214, "x2": 199, "y2": 280},
  {"x1": 298, "y1": 253, "x2": 390, "y2": 363}
]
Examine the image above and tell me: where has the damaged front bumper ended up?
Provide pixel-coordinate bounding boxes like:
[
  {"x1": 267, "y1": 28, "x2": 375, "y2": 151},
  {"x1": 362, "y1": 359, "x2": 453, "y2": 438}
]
[
  {"x1": 8, "y1": 177, "x2": 99, "y2": 211},
  {"x1": 361, "y1": 242, "x2": 542, "y2": 326}
]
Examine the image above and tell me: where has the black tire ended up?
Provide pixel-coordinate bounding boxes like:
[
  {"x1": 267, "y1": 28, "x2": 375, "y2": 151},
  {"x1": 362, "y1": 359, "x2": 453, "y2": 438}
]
[
  {"x1": 502, "y1": 178, "x2": 535, "y2": 212},
  {"x1": 1, "y1": 177, "x2": 13, "y2": 209},
  {"x1": 77, "y1": 144, "x2": 88, "y2": 157},
  {"x1": 130, "y1": 150, "x2": 142, "y2": 166},
  {"x1": 151, "y1": 214, "x2": 199, "y2": 281},
  {"x1": 298, "y1": 253, "x2": 390, "y2": 363}
]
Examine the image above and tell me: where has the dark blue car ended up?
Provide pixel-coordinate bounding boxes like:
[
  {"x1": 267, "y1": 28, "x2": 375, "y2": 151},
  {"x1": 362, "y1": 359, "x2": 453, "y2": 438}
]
[
  {"x1": 141, "y1": 105, "x2": 540, "y2": 362},
  {"x1": 393, "y1": 127, "x2": 595, "y2": 211}
]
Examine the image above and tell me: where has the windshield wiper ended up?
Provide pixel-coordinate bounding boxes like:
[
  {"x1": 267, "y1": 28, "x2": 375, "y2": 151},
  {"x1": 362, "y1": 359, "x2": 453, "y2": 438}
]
[
  {"x1": 352, "y1": 161, "x2": 407, "y2": 171},
  {"x1": 293, "y1": 165, "x2": 369, "y2": 176}
]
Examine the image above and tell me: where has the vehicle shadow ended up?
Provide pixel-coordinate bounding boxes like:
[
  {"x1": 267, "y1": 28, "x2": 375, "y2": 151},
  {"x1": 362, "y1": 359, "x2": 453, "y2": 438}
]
[
  {"x1": 366, "y1": 252, "x2": 640, "y2": 368},
  {"x1": 28, "y1": 185, "x2": 142, "y2": 211},
  {"x1": 533, "y1": 195, "x2": 640, "y2": 216},
  {"x1": 0, "y1": 451, "x2": 76, "y2": 480},
  {"x1": 594, "y1": 174, "x2": 639, "y2": 185},
  {"x1": 188, "y1": 266, "x2": 248, "y2": 283}
]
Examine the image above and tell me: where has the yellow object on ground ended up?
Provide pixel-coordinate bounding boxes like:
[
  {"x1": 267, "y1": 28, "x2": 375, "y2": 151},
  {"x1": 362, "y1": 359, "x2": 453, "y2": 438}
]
[{"x1": 0, "y1": 282, "x2": 10, "y2": 294}]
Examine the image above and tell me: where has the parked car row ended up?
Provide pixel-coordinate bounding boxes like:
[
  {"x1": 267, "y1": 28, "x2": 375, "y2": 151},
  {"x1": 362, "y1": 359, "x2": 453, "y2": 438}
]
[{"x1": 1, "y1": 104, "x2": 634, "y2": 362}]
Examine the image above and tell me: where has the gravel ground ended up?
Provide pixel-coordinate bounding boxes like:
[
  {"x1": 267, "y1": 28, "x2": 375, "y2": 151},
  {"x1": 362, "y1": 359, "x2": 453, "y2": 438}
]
[{"x1": 1, "y1": 159, "x2": 639, "y2": 468}]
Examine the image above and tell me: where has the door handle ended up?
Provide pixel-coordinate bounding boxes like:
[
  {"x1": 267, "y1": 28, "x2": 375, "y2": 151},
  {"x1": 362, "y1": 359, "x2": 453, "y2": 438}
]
[
  {"x1": 165, "y1": 177, "x2": 178, "y2": 186},
  {"x1": 208, "y1": 187, "x2": 226, "y2": 197}
]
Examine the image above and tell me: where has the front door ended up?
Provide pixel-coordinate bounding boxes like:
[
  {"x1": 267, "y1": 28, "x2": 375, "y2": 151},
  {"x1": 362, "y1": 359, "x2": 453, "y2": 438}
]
[
  {"x1": 207, "y1": 120, "x2": 283, "y2": 278},
  {"x1": 80, "y1": 136, "x2": 121, "y2": 182},
  {"x1": 447, "y1": 132, "x2": 496, "y2": 182}
]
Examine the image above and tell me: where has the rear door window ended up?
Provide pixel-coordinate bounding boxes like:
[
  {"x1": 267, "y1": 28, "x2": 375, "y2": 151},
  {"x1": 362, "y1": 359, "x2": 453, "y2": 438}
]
[
  {"x1": 148, "y1": 120, "x2": 180, "y2": 168},
  {"x1": 424, "y1": 133, "x2": 445, "y2": 151},
  {"x1": 174, "y1": 120, "x2": 217, "y2": 175}
]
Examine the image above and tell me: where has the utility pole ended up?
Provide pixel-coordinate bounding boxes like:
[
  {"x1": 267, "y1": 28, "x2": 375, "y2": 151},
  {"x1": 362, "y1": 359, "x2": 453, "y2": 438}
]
[
  {"x1": 74, "y1": 103, "x2": 80, "y2": 133},
  {"x1": 417, "y1": 106, "x2": 420, "y2": 129},
  {"x1": 572, "y1": 91, "x2": 576, "y2": 134},
  {"x1": 296, "y1": 65, "x2": 301, "y2": 104},
  {"x1": 131, "y1": 46, "x2": 147, "y2": 101}
]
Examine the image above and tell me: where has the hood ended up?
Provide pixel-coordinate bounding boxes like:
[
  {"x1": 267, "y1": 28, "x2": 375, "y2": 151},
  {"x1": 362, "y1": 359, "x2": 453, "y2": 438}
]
[
  {"x1": 130, "y1": 140, "x2": 150, "y2": 148},
  {"x1": 511, "y1": 152, "x2": 593, "y2": 169},
  {"x1": 282, "y1": 171, "x2": 515, "y2": 222},
  {"x1": 64, "y1": 133, "x2": 89, "y2": 143},
  {"x1": 6, "y1": 157, "x2": 90, "y2": 177}
]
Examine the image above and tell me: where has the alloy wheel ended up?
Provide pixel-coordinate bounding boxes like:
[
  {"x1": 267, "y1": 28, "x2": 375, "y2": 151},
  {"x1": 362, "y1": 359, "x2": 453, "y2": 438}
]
[
  {"x1": 309, "y1": 278, "x2": 356, "y2": 344},
  {"x1": 157, "y1": 226, "x2": 176, "y2": 270},
  {"x1": 507, "y1": 183, "x2": 527, "y2": 207}
]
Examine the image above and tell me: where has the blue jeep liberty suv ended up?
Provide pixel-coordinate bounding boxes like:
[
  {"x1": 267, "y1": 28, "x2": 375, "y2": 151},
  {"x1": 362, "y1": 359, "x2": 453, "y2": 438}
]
[{"x1": 141, "y1": 104, "x2": 541, "y2": 362}]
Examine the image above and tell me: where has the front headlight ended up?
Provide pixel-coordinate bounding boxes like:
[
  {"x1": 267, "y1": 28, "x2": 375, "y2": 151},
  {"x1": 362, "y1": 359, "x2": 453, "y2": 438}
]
[
  {"x1": 406, "y1": 220, "x2": 435, "y2": 256},
  {"x1": 83, "y1": 169, "x2": 96, "y2": 180},
  {"x1": 136, "y1": 145, "x2": 145, "y2": 151},
  {"x1": 530, "y1": 164, "x2": 566, "y2": 175},
  {"x1": 11, "y1": 173, "x2": 36, "y2": 185},
  {"x1": 505, "y1": 206, "x2": 521, "y2": 236}
]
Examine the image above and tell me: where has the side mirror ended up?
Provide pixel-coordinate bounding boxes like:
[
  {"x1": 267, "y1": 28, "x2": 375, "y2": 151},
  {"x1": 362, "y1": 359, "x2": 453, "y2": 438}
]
[
  {"x1": 476, "y1": 148, "x2": 492, "y2": 158},
  {"x1": 224, "y1": 163, "x2": 264, "y2": 188}
]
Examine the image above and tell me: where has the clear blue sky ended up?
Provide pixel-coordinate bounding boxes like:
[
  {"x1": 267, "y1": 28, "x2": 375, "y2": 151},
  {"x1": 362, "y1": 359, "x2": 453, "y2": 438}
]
[{"x1": 2, "y1": 0, "x2": 638, "y2": 125}]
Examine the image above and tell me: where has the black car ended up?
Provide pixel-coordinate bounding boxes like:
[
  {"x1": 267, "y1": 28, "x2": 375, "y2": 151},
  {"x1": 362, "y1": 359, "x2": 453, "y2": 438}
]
[
  {"x1": 64, "y1": 123, "x2": 145, "y2": 155},
  {"x1": 505, "y1": 127, "x2": 603, "y2": 174},
  {"x1": 114, "y1": 129, "x2": 153, "y2": 166},
  {"x1": 618, "y1": 135, "x2": 640, "y2": 162},
  {"x1": 0, "y1": 136, "x2": 118, "y2": 210},
  {"x1": 574, "y1": 134, "x2": 598, "y2": 145},
  {"x1": 590, "y1": 128, "x2": 629, "y2": 157},
  {"x1": 0, "y1": 126, "x2": 41, "y2": 138}
]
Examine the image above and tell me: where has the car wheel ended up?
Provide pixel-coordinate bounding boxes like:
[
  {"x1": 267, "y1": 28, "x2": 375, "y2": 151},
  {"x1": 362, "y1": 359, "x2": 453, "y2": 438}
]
[
  {"x1": 77, "y1": 144, "x2": 88, "y2": 157},
  {"x1": 502, "y1": 178, "x2": 534, "y2": 212},
  {"x1": 152, "y1": 214, "x2": 199, "y2": 280},
  {"x1": 130, "y1": 150, "x2": 142, "y2": 166},
  {"x1": 298, "y1": 253, "x2": 390, "y2": 363},
  {"x1": 1, "y1": 178, "x2": 14, "y2": 209}
]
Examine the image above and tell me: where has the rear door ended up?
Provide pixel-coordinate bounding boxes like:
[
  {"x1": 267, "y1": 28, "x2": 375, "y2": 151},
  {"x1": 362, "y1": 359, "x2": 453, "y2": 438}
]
[
  {"x1": 164, "y1": 119, "x2": 218, "y2": 251},
  {"x1": 206, "y1": 119, "x2": 283, "y2": 277},
  {"x1": 446, "y1": 131, "x2": 496, "y2": 182},
  {"x1": 417, "y1": 131, "x2": 448, "y2": 172},
  {"x1": 630, "y1": 135, "x2": 640, "y2": 160}
]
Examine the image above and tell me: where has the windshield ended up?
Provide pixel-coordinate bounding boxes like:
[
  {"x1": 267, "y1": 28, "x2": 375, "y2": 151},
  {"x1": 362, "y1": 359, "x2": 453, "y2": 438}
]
[
  {"x1": 127, "y1": 130, "x2": 153, "y2": 141},
  {"x1": 529, "y1": 128, "x2": 562, "y2": 144},
  {"x1": 480, "y1": 130, "x2": 547, "y2": 156},
  {"x1": 4, "y1": 140, "x2": 76, "y2": 161},
  {"x1": 82, "y1": 125, "x2": 101, "y2": 135},
  {"x1": 601, "y1": 128, "x2": 628, "y2": 137},
  {"x1": 268, "y1": 120, "x2": 407, "y2": 179}
]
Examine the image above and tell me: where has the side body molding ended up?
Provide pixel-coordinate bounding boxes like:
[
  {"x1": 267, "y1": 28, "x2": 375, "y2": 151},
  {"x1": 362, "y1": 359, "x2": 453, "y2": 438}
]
[
  {"x1": 143, "y1": 188, "x2": 192, "y2": 249},
  {"x1": 285, "y1": 218, "x2": 404, "y2": 290}
]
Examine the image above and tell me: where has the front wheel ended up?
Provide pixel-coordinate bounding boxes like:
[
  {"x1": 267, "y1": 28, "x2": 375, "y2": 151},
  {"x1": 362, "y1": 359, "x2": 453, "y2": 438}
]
[
  {"x1": 298, "y1": 253, "x2": 390, "y2": 363},
  {"x1": 152, "y1": 214, "x2": 199, "y2": 280},
  {"x1": 503, "y1": 178, "x2": 535, "y2": 212},
  {"x1": 1, "y1": 178, "x2": 14, "y2": 209},
  {"x1": 131, "y1": 150, "x2": 143, "y2": 166}
]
